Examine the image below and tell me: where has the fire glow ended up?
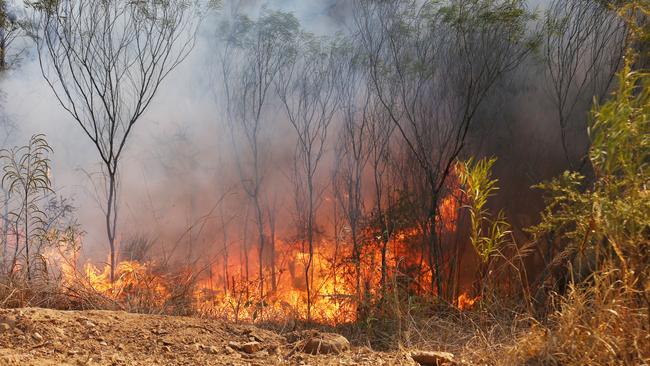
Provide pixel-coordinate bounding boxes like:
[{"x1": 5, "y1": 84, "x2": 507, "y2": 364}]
[{"x1": 58, "y1": 174, "x2": 479, "y2": 324}]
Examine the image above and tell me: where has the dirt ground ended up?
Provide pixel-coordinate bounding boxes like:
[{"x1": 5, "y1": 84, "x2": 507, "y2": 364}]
[{"x1": 0, "y1": 308, "x2": 420, "y2": 365}]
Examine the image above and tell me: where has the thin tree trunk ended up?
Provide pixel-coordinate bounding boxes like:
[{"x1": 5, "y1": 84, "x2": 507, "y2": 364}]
[
  {"x1": 429, "y1": 195, "x2": 442, "y2": 298},
  {"x1": 375, "y1": 170, "x2": 388, "y2": 299},
  {"x1": 106, "y1": 171, "x2": 117, "y2": 283},
  {"x1": 24, "y1": 187, "x2": 30, "y2": 281},
  {"x1": 254, "y1": 196, "x2": 264, "y2": 301},
  {"x1": 268, "y1": 206, "x2": 277, "y2": 293},
  {"x1": 352, "y1": 226, "x2": 361, "y2": 315},
  {"x1": 221, "y1": 213, "x2": 229, "y2": 295},
  {"x1": 2, "y1": 190, "x2": 8, "y2": 273},
  {"x1": 306, "y1": 173, "x2": 314, "y2": 323}
]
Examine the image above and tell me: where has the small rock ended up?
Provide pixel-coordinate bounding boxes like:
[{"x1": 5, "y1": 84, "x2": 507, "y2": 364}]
[
  {"x1": 192, "y1": 343, "x2": 204, "y2": 352},
  {"x1": 228, "y1": 341, "x2": 241, "y2": 350},
  {"x1": 162, "y1": 345, "x2": 172, "y2": 352},
  {"x1": 99, "y1": 341, "x2": 108, "y2": 346},
  {"x1": 3, "y1": 316, "x2": 17, "y2": 326},
  {"x1": 411, "y1": 351, "x2": 457, "y2": 366},
  {"x1": 206, "y1": 345, "x2": 220, "y2": 354},
  {"x1": 241, "y1": 341, "x2": 262, "y2": 354},
  {"x1": 246, "y1": 331, "x2": 265, "y2": 342},
  {"x1": 84, "y1": 321, "x2": 96, "y2": 328},
  {"x1": 224, "y1": 346, "x2": 236, "y2": 354},
  {"x1": 267, "y1": 343, "x2": 279, "y2": 355},
  {"x1": 54, "y1": 327, "x2": 65, "y2": 337},
  {"x1": 111, "y1": 354, "x2": 125, "y2": 363},
  {"x1": 302, "y1": 333, "x2": 350, "y2": 355},
  {"x1": 251, "y1": 350, "x2": 269, "y2": 358},
  {"x1": 53, "y1": 342, "x2": 66, "y2": 353},
  {"x1": 32, "y1": 332, "x2": 43, "y2": 342},
  {"x1": 161, "y1": 338, "x2": 174, "y2": 346},
  {"x1": 117, "y1": 343, "x2": 125, "y2": 351},
  {"x1": 0, "y1": 323, "x2": 11, "y2": 332}
]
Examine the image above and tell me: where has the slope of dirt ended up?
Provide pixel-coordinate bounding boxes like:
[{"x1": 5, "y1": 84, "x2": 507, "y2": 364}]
[{"x1": 0, "y1": 308, "x2": 417, "y2": 365}]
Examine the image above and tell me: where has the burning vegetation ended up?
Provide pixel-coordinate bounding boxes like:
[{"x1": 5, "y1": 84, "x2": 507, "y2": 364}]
[
  {"x1": 55, "y1": 172, "x2": 467, "y2": 326},
  {"x1": 0, "y1": 0, "x2": 648, "y2": 365}
]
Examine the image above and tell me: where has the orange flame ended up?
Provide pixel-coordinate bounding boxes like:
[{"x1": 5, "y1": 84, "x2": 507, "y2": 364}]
[
  {"x1": 457, "y1": 292, "x2": 480, "y2": 311},
  {"x1": 59, "y1": 168, "x2": 467, "y2": 324}
]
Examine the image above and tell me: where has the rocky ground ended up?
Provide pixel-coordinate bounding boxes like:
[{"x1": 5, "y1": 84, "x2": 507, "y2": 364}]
[{"x1": 0, "y1": 308, "x2": 456, "y2": 365}]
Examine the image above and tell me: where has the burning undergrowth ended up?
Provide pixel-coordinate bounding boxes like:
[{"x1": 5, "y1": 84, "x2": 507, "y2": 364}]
[
  {"x1": 0, "y1": 152, "x2": 487, "y2": 333},
  {"x1": 50, "y1": 180, "x2": 476, "y2": 327}
]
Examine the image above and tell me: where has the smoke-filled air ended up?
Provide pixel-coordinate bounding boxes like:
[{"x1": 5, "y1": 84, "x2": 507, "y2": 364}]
[{"x1": 0, "y1": 0, "x2": 647, "y2": 365}]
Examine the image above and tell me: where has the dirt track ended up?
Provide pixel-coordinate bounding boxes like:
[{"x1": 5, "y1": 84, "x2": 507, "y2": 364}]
[{"x1": 0, "y1": 308, "x2": 417, "y2": 365}]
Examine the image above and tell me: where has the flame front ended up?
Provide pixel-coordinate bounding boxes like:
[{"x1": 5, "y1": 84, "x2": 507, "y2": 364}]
[{"x1": 59, "y1": 171, "x2": 473, "y2": 324}]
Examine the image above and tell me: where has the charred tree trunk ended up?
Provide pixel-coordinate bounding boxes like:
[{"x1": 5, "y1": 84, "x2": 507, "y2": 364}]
[
  {"x1": 267, "y1": 205, "x2": 277, "y2": 293},
  {"x1": 428, "y1": 193, "x2": 442, "y2": 298}
]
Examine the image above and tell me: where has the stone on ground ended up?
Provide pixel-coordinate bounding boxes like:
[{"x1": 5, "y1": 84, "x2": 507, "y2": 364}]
[
  {"x1": 301, "y1": 332, "x2": 350, "y2": 355},
  {"x1": 411, "y1": 350, "x2": 457, "y2": 366}
]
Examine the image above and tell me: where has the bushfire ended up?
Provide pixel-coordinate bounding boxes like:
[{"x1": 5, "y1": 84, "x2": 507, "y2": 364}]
[{"x1": 59, "y1": 174, "x2": 479, "y2": 324}]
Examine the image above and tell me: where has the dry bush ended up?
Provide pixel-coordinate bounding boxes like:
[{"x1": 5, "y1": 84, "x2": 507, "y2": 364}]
[
  {"x1": 508, "y1": 271, "x2": 649, "y2": 365},
  {"x1": 0, "y1": 256, "x2": 199, "y2": 316},
  {"x1": 0, "y1": 275, "x2": 70, "y2": 309},
  {"x1": 63, "y1": 260, "x2": 199, "y2": 316}
]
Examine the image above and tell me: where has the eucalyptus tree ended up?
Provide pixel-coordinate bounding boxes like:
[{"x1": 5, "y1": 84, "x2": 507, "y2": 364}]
[
  {"x1": 218, "y1": 10, "x2": 299, "y2": 300},
  {"x1": 0, "y1": 134, "x2": 52, "y2": 281},
  {"x1": 332, "y1": 46, "x2": 371, "y2": 314},
  {"x1": 365, "y1": 95, "x2": 395, "y2": 297},
  {"x1": 1, "y1": 1, "x2": 26, "y2": 266},
  {"x1": 354, "y1": 0, "x2": 535, "y2": 298},
  {"x1": 30, "y1": 0, "x2": 198, "y2": 282},
  {"x1": 0, "y1": 0, "x2": 24, "y2": 71},
  {"x1": 543, "y1": 0, "x2": 627, "y2": 169},
  {"x1": 276, "y1": 36, "x2": 345, "y2": 321}
]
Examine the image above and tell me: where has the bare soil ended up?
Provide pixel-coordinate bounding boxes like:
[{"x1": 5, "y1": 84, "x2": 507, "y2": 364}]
[{"x1": 0, "y1": 308, "x2": 417, "y2": 365}]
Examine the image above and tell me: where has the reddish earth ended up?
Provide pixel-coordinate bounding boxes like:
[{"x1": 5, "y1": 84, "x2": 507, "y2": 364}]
[{"x1": 0, "y1": 308, "x2": 422, "y2": 365}]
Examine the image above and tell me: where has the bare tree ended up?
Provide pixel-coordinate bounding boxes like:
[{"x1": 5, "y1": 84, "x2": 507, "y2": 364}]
[
  {"x1": 31, "y1": 0, "x2": 198, "y2": 282},
  {"x1": 544, "y1": 0, "x2": 627, "y2": 168},
  {"x1": 354, "y1": 0, "x2": 534, "y2": 298},
  {"x1": 218, "y1": 9, "x2": 299, "y2": 301},
  {"x1": 276, "y1": 36, "x2": 344, "y2": 321}
]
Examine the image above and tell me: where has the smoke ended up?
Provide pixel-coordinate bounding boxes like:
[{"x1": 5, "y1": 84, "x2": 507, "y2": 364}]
[
  {"x1": 0, "y1": 0, "x2": 601, "y2": 272},
  {"x1": 0, "y1": 0, "x2": 348, "y2": 265}
]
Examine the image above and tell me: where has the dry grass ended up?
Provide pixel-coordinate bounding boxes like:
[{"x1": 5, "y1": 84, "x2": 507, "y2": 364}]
[{"x1": 507, "y1": 271, "x2": 649, "y2": 365}]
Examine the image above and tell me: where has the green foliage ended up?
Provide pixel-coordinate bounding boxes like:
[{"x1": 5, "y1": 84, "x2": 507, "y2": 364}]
[
  {"x1": 220, "y1": 9, "x2": 299, "y2": 53},
  {"x1": 0, "y1": 134, "x2": 53, "y2": 279},
  {"x1": 1, "y1": 134, "x2": 52, "y2": 195},
  {"x1": 24, "y1": 0, "x2": 58, "y2": 14},
  {"x1": 530, "y1": 58, "x2": 649, "y2": 292},
  {"x1": 439, "y1": 0, "x2": 535, "y2": 42},
  {"x1": 458, "y1": 157, "x2": 511, "y2": 263}
]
